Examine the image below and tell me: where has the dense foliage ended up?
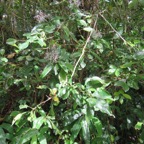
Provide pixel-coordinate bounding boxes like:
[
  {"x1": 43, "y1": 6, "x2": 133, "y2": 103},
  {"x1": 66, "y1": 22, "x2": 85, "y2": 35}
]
[{"x1": 0, "y1": 0, "x2": 144, "y2": 143}]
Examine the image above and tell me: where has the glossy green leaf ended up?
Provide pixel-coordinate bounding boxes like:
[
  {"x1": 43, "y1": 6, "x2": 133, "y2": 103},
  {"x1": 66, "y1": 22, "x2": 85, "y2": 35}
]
[
  {"x1": 71, "y1": 118, "x2": 82, "y2": 142},
  {"x1": 115, "y1": 68, "x2": 121, "y2": 77},
  {"x1": 97, "y1": 88, "x2": 113, "y2": 100},
  {"x1": 12, "y1": 112, "x2": 26, "y2": 125},
  {"x1": 36, "y1": 85, "x2": 48, "y2": 89},
  {"x1": 45, "y1": 25, "x2": 56, "y2": 33},
  {"x1": 18, "y1": 41, "x2": 29, "y2": 50},
  {"x1": 37, "y1": 38, "x2": 46, "y2": 47},
  {"x1": 122, "y1": 93, "x2": 131, "y2": 100},
  {"x1": 38, "y1": 135, "x2": 47, "y2": 144},
  {"x1": 140, "y1": 129, "x2": 144, "y2": 142},
  {"x1": 134, "y1": 50, "x2": 144, "y2": 60},
  {"x1": 17, "y1": 56, "x2": 25, "y2": 61},
  {"x1": 0, "y1": 49, "x2": 5, "y2": 55},
  {"x1": 59, "y1": 62, "x2": 69, "y2": 73},
  {"x1": 85, "y1": 76, "x2": 105, "y2": 88},
  {"x1": 49, "y1": 119, "x2": 61, "y2": 135},
  {"x1": 54, "y1": 64, "x2": 59, "y2": 75},
  {"x1": 65, "y1": 63, "x2": 73, "y2": 71},
  {"x1": 94, "y1": 99, "x2": 114, "y2": 117},
  {"x1": 19, "y1": 104, "x2": 29, "y2": 109},
  {"x1": 19, "y1": 128, "x2": 38, "y2": 144},
  {"x1": 40, "y1": 64, "x2": 52, "y2": 79},
  {"x1": 120, "y1": 62, "x2": 134, "y2": 68},
  {"x1": 92, "y1": 117, "x2": 102, "y2": 136},
  {"x1": 80, "y1": 60, "x2": 86, "y2": 68},
  {"x1": 81, "y1": 119, "x2": 90, "y2": 144},
  {"x1": 83, "y1": 27, "x2": 93, "y2": 32},
  {"x1": 114, "y1": 81, "x2": 129, "y2": 92},
  {"x1": 6, "y1": 38, "x2": 17, "y2": 46},
  {"x1": 0, "y1": 127, "x2": 6, "y2": 144},
  {"x1": 79, "y1": 20, "x2": 87, "y2": 26},
  {"x1": 33, "y1": 116, "x2": 45, "y2": 129},
  {"x1": 58, "y1": 69, "x2": 67, "y2": 84},
  {"x1": 63, "y1": 110, "x2": 82, "y2": 126},
  {"x1": 26, "y1": 55, "x2": 33, "y2": 61},
  {"x1": 135, "y1": 122, "x2": 143, "y2": 130},
  {"x1": 63, "y1": 26, "x2": 70, "y2": 41},
  {"x1": 91, "y1": 30, "x2": 102, "y2": 39},
  {"x1": 1, "y1": 57, "x2": 8, "y2": 62},
  {"x1": 128, "y1": 0, "x2": 139, "y2": 8},
  {"x1": 86, "y1": 98, "x2": 97, "y2": 107},
  {"x1": 31, "y1": 135, "x2": 37, "y2": 144},
  {"x1": 0, "y1": 123, "x2": 13, "y2": 133},
  {"x1": 62, "y1": 90, "x2": 70, "y2": 100},
  {"x1": 127, "y1": 79, "x2": 139, "y2": 90},
  {"x1": 108, "y1": 65, "x2": 116, "y2": 74}
]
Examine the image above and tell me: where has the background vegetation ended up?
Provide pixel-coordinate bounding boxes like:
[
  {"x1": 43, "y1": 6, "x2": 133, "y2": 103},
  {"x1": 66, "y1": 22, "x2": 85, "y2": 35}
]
[{"x1": 0, "y1": 0, "x2": 144, "y2": 143}]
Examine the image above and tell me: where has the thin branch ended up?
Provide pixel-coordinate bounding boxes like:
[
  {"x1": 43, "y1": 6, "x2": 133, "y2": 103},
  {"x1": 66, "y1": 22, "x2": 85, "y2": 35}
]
[
  {"x1": 32, "y1": 95, "x2": 51, "y2": 110},
  {"x1": 71, "y1": 15, "x2": 98, "y2": 78},
  {"x1": 99, "y1": 13, "x2": 127, "y2": 44}
]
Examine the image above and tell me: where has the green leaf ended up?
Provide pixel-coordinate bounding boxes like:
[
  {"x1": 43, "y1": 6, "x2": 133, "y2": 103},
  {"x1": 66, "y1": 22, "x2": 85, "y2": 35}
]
[
  {"x1": 45, "y1": 25, "x2": 56, "y2": 33},
  {"x1": 65, "y1": 63, "x2": 73, "y2": 71},
  {"x1": 85, "y1": 76, "x2": 105, "y2": 88},
  {"x1": 18, "y1": 41, "x2": 29, "y2": 50},
  {"x1": 91, "y1": 30, "x2": 102, "y2": 39},
  {"x1": 17, "y1": 56, "x2": 25, "y2": 61},
  {"x1": 1, "y1": 57, "x2": 8, "y2": 62},
  {"x1": 38, "y1": 135, "x2": 47, "y2": 144},
  {"x1": 49, "y1": 119, "x2": 61, "y2": 134},
  {"x1": 86, "y1": 98, "x2": 97, "y2": 107},
  {"x1": 58, "y1": 69, "x2": 67, "y2": 84},
  {"x1": 127, "y1": 80, "x2": 139, "y2": 90},
  {"x1": 120, "y1": 62, "x2": 134, "y2": 68},
  {"x1": 141, "y1": 26, "x2": 144, "y2": 31},
  {"x1": 19, "y1": 104, "x2": 29, "y2": 109},
  {"x1": 140, "y1": 129, "x2": 144, "y2": 142},
  {"x1": 79, "y1": 20, "x2": 87, "y2": 26},
  {"x1": 134, "y1": 50, "x2": 144, "y2": 60},
  {"x1": 80, "y1": 60, "x2": 86, "y2": 68},
  {"x1": 12, "y1": 112, "x2": 26, "y2": 125},
  {"x1": 31, "y1": 135, "x2": 37, "y2": 144},
  {"x1": 81, "y1": 119, "x2": 90, "y2": 144},
  {"x1": 83, "y1": 27, "x2": 93, "y2": 32},
  {"x1": 97, "y1": 88, "x2": 113, "y2": 100},
  {"x1": 122, "y1": 93, "x2": 131, "y2": 100},
  {"x1": 59, "y1": 62, "x2": 69, "y2": 73},
  {"x1": 94, "y1": 99, "x2": 114, "y2": 117},
  {"x1": 128, "y1": 0, "x2": 139, "y2": 8},
  {"x1": 26, "y1": 55, "x2": 33, "y2": 61},
  {"x1": 6, "y1": 38, "x2": 17, "y2": 46},
  {"x1": 33, "y1": 116, "x2": 45, "y2": 129},
  {"x1": 114, "y1": 80, "x2": 129, "y2": 92},
  {"x1": 0, "y1": 49, "x2": 5, "y2": 55},
  {"x1": 135, "y1": 122, "x2": 143, "y2": 130},
  {"x1": 36, "y1": 85, "x2": 48, "y2": 89},
  {"x1": 40, "y1": 64, "x2": 52, "y2": 79},
  {"x1": 92, "y1": 117, "x2": 102, "y2": 136},
  {"x1": 63, "y1": 26, "x2": 70, "y2": 41},
  {"x1": 60, "y1": 89, "x2": 70, "y2": 100},
  {"x1": 0, "y1": 127, "x2": 6, "y2": 144},
  {"x1": 54, "y1": 64, "x2": 59, "y2": 75},
  {"x1": 37, "y1": 38, "x2": 46, "y2": 47},
  {"x1": 19, "y1": 128, "x2": 38, "y2": 144},
  {"x1": 115, "y1": 68, "x2": 121, "y2": 77},
  {"x1": 0, "y1": 123, "x2": 13, "y2": 133},
  {"x1": 71, "y1": 118, "x2": 82, "y2": 142}
]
